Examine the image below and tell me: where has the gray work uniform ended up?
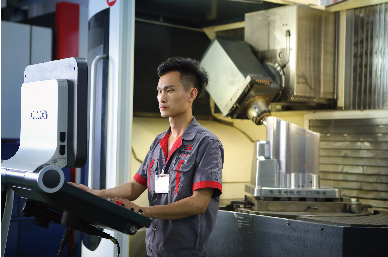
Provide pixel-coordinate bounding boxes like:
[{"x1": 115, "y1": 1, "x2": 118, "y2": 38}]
[{"x1": 134, "y1": 117, "x2": 224, "y2": 257}]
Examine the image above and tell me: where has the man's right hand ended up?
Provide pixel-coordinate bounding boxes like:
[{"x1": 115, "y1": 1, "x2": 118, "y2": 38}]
[
  {"x1": 68, "y1": 180, "x2": 147, "y2": 202},
  {"x1": 68, "y1": 182, "x2": 100, "y2": 196}
]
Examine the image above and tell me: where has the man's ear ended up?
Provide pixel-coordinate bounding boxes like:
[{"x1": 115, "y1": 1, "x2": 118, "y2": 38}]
[{"x1": 189, "y1": 88, "x2": 198, "y2": 102}]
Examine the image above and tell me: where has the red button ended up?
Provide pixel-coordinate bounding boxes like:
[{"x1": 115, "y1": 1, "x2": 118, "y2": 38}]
[{"x1": 115, "y1": 200, "x2": 123, "y2": 206}]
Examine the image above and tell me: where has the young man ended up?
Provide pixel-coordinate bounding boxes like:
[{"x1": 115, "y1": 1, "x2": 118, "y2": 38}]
[{"x1": 73, "y1": 57, "x2": 223, "y2": 257}]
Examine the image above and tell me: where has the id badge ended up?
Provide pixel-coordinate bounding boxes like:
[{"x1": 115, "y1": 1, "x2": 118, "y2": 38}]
[{"x1": 155, "y1": 174, "x2": 170, "y2": 193}]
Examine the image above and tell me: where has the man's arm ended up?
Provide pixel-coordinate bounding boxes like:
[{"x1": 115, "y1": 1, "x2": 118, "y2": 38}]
[
  {"x1": 69, "y1": 179, "x2": 147, "y2": 201},
  {"x1": 115, "y1": 188, "x2": 214, "y2": 220}
]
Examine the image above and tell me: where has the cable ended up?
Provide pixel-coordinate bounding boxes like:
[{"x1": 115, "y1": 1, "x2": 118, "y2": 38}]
[
  {"x1": 211, "y1": 114, "x2": 256, "y2": 143},
  {"x1": 57, "y1": 228, "x2": 72, "y2": 257},
  {"x1": 85, "y1": 227, "x2": 120, "y2": 257},
  {"x1": 131, "y1": 146, "x2": 143, "y2": 164},
  {"x1": 109, "y1": 237, "x2": 121, "y2": 257}
]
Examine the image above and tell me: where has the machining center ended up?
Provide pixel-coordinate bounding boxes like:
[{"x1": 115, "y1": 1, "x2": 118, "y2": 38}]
[{"x1": 200, "y1": 5, "x2": 388, "y2": 257}]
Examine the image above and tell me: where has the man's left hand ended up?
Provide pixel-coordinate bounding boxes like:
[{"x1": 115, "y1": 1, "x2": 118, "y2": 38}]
[{"x1": 112, "y1": 198, "x2": 142, "y2": 213}]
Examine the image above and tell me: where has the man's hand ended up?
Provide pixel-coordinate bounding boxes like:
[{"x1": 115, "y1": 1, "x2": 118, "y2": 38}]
[
  {"x1": 139, "y1": 188, "x2": 214, "y2": 220},
  {"x1": 68, "y1": 180, "x2": 147, "y2": 201},
  {"x1": 113, "y1": 198, "x2": 142, "y2": 212},
  {"x1": 68, "y1": 182, "x2": 101, "y2": 197}
]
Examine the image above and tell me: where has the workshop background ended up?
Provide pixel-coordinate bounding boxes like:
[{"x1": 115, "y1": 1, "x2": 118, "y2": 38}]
[{"x1": 1, "y1": 0, "x2": 387, "y2": 256}]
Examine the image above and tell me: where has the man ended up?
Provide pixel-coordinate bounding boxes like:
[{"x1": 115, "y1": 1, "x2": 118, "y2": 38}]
[{"x1": 73, "y1": 57, "x2": 223, "y2": 257}]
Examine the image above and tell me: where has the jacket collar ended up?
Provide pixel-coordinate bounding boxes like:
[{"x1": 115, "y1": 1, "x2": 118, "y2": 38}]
[{"x1": 164, "y1": 117, "x2": 199, "y2": 141}]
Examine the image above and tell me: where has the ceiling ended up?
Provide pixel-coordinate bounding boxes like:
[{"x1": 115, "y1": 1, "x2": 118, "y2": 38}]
[
  {"x1": 135, "y1": 0, "x2": 282, "y2": 28},
  {"x1": 1, "y1": 0, "x2": 282, "y2": 27}
]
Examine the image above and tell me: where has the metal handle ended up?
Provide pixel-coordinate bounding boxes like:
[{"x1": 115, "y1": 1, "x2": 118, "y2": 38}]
[
  {"x1": 88, "y1": 54, "x2": 107, "y2": 190},
  {"x1": 1, "y1": 187, "x2": 14, "y2": 257}
]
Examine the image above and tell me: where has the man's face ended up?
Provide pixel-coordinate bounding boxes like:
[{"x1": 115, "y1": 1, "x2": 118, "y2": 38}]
[{"x1": 157, "y1": 71, "x2": 195, "y2": 118}]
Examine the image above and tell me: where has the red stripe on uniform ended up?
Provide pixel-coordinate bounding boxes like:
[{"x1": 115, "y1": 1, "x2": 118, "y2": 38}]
[
  {"x1": 175, "y1": 160, "x2": 184, "y2": 194},
  {"x1": 168, "y1": 135, "x2": 182, "y2": 161},
  {"x1": 192, "y1": 181, "x2": 222, "y2": 194},
  {"x1": 175, "y1": 171, "x2": 181, "y2": 194},
  {"x1": 159, "y1": 132, "x2": 170, "y2": 160},
  {"x1": 148, "y1": 159, "x2": 155, "y2": 191},
  {"x1": 134, "y1": 173, "x2": 147, "y2": 187}
]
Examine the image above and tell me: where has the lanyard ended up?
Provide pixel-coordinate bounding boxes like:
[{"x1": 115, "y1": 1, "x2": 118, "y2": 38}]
[{"x1": 162, "y1": 149, "x2": 181, "y2": 174}]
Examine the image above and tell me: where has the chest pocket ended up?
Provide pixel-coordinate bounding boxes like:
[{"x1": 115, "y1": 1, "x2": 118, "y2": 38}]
[{"x1": 173, "y1": 156, "x2": 195, "y2": 194}]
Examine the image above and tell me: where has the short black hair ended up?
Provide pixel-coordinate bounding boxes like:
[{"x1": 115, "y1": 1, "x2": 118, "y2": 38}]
[{"x1": 157, "y1": 57, "x2": 209, "y2": 105}]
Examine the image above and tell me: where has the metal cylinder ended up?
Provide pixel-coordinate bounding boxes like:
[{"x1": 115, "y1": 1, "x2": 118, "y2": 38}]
[
  {"x1": 290, "y1": 173, "x2": 319, "y2": 189},
  {"x1": 265, "y1": 117, "x2": 320, "y2": 189},
  {"x1": 1, "y1": 165, "x2": 64, "y2": 193},
  {"x1": 246, "y1": 97, "x2": 271, "y2": 125}
]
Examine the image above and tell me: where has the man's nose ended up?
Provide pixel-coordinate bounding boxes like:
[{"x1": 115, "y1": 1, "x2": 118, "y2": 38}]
[{"x1": 158, "y1": 92, "x2": 166, "y2": 102}]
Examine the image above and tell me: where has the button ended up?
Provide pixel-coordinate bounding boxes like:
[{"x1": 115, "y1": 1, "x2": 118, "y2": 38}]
[
  {"x1": 60, "y1": 132, "x2": 66, "y2": 142},
  {"x1": 59, "y1": 145, "x2": 65, "y2": 155},
  {"x1": 153, "y1": 227, "x2": 156, "y2": 231}
]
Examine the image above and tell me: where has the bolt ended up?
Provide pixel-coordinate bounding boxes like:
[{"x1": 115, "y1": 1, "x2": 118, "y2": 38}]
[
  {"x1": 52, "y1": 159, "x2": 58, "y2": 164},
  {"x1": 129, "y1": 226, "x2": 137, "y2": 234},
  {"x1": 279, "y1": 52, "x2": 284, "y2": 58},
  {"x1": 287, "y1": 222, "x2": 290, "y2": 226},
  {"x1": 350, "y1": 205, "x2": 358, "y2": 213}
]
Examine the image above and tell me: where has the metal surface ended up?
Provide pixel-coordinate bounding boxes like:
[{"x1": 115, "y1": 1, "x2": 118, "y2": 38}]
[
  {"x1": 290, "y1": 173, "x2": 319, "y2": 189},
  {"x1": 208, "y1": 210, "x2": 388, "y2": 257},
  {"x1": 10, "y1": 182, "x2": 151, "y2": 235},
  {"x1": 247, "y1": 117, "x2": 341, "y2": 198},
  {"x1": 310, "y1": 118, "x2": 388, "y2": 207},
  {"x1": 23, "y1": 58, "x2": 88, "y2": 168},
  {"x1": 250, "y1": 117, "x2": 321, "y2": 189},
  {"x1": 1, "y1": 188, "x2": 14, "y2": 257},
  {"x1": 201, "y1": 35, "x2": 278, "y2": 118},
  {"x1": 245, "y1": 184, "x2": 341, "y2": 199},
  {"x1": 235, "y1": 195, "x2": 357, "y2": 214},
  {"x1": 250, "y1": 159, "x2": 279, "y2": 188},
  {"x1": 245, "y1": 96, "x2": 271, "y2": 124},
  {"x1": 88, "y1": 54, "x2": 107, "y2": 191},
  {"x1": 1, "y1": 79, "x2": 69, "y2": 172},
  {"x1": 344, "y1": 3, "x2": 388, "y2": 110},
  {"x1": 297, "y1": 211, "x2": 388, "y2": 227},
  {"x1": 2, "y1": 165, "x2": 65, "y2": 194},
  {"x1": 245, "y1": 5, "x2": 335, "y2": 103}
]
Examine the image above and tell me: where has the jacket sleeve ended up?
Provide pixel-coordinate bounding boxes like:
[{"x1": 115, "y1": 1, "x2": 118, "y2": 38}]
[{"x1": 192, "y1": 138, "x2": 224, "y2": 198}]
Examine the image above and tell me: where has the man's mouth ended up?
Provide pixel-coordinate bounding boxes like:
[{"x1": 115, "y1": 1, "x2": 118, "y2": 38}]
[{"x1": 159, "y1": 106, "x2": 167, "y2": 111}]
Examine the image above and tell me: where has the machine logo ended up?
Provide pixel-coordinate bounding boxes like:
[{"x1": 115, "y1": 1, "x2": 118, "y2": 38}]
[{"x1": 30, "y1": 110, "x2": 48, "y2": 120}]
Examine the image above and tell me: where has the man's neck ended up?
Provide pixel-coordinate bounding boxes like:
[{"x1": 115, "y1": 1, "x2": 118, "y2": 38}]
[{"x1": 168, "y1": 112, "x2": 193, "y2": 138}]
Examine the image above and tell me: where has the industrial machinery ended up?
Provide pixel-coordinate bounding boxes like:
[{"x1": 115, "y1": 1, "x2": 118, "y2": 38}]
[
  {"x1": 201, "y1": 5, "x2": 388, "y2": 257},
  {"x1": 201, "y1": 4, "x2": 343, "y2": 205},
  {"x1": 246, "y1": 116, "x2": 340, "y2": 200},
  {"x1": 200, "y1": 4, "x2": 345, "y2": 212},
  {"x1": 1, "y1": 58, "x2": 151, "y2": 257},
  {"x1": 201, "y1": 5, "x2": 336, "y2": 125}
]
